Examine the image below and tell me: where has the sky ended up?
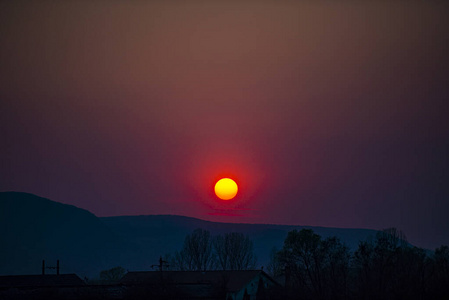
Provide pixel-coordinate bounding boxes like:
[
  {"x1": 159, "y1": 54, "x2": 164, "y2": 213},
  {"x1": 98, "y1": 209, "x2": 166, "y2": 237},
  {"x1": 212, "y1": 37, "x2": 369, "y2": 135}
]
[{"x1": 1, "y1": 1, "x2": 448, "y2": 250}]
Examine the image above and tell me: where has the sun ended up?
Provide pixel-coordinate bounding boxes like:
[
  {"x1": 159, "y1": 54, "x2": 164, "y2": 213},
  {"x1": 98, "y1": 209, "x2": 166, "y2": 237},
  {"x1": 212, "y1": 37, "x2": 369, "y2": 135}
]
[{"x1": 214, "y1": 178, "x2": 238, "y2": 200}]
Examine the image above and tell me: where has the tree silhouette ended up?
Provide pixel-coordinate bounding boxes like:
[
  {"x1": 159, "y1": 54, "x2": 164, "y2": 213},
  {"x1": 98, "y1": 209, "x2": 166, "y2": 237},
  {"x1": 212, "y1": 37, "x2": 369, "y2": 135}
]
[
  {"x1": 352, "y1": 228, "x2": 434, "y2": 300},
  {"x1": 430, "y1": 245, "x2": 449, "y2": 299},
  {"x1": 169, "y1": 229, "x2": 257, "y2": 271},
  {"x1": 278, "y1": 229, "x2": 326, "y2": 299},
  {"x1": 321, "y1": 236, "x2": 350, "y2": 300},
  {"x1": 172, "y1": 228, "x2": 214, "y2": 271},
  {"x1": 213, "y1": 232, "x2": 256, "y2": 270},
  {"x1": 99, "y1": 266, "x2": 126, "y2": 281},
  {"x1": 266, "y1": 247, "x2": 283, "y2": 278}
]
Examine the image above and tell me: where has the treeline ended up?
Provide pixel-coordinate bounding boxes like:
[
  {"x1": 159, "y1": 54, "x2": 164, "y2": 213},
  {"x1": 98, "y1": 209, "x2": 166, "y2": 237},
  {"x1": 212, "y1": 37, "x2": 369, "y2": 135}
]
[
  {"x1": 166, "y1": 228, "x2": 449, "y2": 299},
  {"x1": 268, "y1": 228, "x2": 449, "y2": 300},
  {"x1": 165, "y1": 229, "x2": 257, "y2": 271}
]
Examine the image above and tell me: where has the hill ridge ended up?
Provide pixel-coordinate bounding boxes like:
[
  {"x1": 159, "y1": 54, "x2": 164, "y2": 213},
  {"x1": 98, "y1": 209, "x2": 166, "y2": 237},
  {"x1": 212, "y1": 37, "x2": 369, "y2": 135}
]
[
  {"x1": 1, "y1": 192, "x2": 380, "y2": 277},
  {"x1": 102, "y1": 213, "x2": 374, "y2": 231}
]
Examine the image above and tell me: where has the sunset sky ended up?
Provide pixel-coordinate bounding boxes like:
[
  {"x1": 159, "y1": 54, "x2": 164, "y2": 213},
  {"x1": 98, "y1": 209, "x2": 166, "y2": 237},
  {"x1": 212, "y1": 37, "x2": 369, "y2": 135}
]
[{"x1": 1, "y1": 1, "x2": 448, "y2": 250}]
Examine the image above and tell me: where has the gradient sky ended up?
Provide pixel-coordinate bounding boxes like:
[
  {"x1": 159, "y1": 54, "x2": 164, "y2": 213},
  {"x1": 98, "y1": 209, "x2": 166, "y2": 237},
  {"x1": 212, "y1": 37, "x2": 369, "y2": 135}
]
[{"x1": 1, "y1": 1, "x2": 448, "y2": 250}]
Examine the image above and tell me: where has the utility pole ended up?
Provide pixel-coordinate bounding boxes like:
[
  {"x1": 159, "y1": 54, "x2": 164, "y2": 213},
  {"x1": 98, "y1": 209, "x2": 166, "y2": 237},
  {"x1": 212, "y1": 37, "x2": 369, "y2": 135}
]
[
  {"x1": 151, "y1": 256, "x2": 169, "y2": 272},
  {"x1": 151, "y1": 256, "x2": 170, "y2": 283},
  {"x1": 42, "y1": 260, "x2": 60, "y2": 275}
]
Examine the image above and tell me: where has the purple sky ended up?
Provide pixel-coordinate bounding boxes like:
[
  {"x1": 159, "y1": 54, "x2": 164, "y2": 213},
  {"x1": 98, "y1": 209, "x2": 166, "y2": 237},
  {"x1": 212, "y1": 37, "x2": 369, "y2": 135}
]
[{"x1": 1, "y1": 1, "x2": 448, "y2": 250}]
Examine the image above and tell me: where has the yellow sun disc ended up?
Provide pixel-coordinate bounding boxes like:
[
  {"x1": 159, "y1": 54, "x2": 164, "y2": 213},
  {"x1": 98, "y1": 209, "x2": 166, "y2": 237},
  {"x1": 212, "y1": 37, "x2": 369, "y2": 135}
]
[{"x1": 214, "y1": 178, "x2": 238, "y2": 200}]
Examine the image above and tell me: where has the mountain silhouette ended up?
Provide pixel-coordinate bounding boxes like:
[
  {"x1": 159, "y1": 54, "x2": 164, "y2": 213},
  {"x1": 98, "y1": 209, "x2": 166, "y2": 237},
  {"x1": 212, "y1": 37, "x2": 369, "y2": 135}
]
[
  {"x1": 0, "y1": 192, "x2": 124, "y2": 277},
  {"x1": 1, "y1": 192, "x2": 380, "y2": 278}
]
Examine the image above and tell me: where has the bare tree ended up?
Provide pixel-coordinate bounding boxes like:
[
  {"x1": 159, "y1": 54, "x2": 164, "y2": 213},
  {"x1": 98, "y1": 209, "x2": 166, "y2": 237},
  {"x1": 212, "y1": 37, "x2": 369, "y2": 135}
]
[
  {"x1": 100, "y1": 266, "x2": 126, "y2": 281},
  {"x1": 169, "y1": 230, "x2": 256, "y2": 271},
  {"x1": 279, "y1": 229, "x2": 326, "y2": 299},
  {"x1": 266, "y1": 247, "x2": 283, "y2": 278},
  {"x1": 353, "y1": 240, "x2": 375, "y2": 298},
  {"x1": 171, "y1": 228, "x2": 214, "y2": 271},
  {"x1": 431, "y1": 245, "x2": 449, "y2": 298},
  {"x1": 213, "y1": 232, "x2": 256, "y2": 270},
  {"x1": 213, "y1": 234, "x2": 229, "y2": 270},
  {"x1": 171, "y1": 249, "x2": 194, "y2": 271},
  {"x1": 352, "y1": 227, "x2": 429, "y2": 300},
  {"x1": 322, "y1": 236, "x2": 351, "y2": 300}
]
